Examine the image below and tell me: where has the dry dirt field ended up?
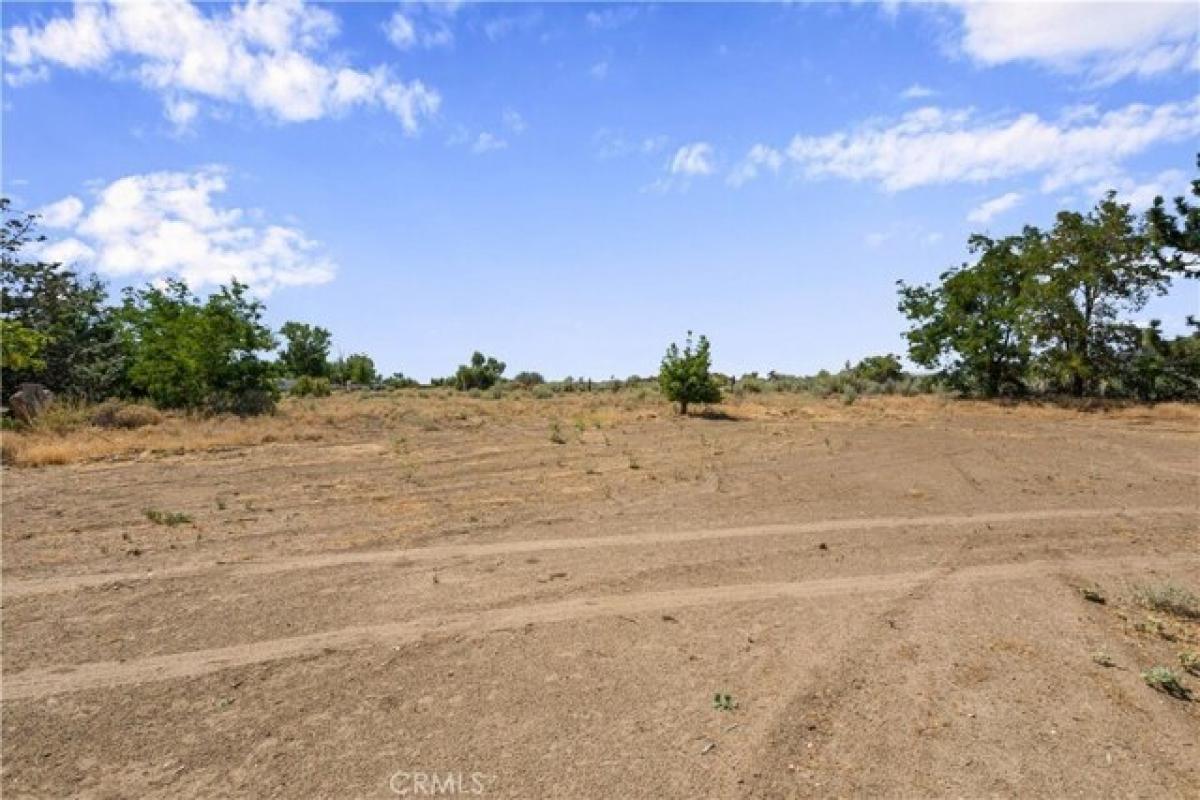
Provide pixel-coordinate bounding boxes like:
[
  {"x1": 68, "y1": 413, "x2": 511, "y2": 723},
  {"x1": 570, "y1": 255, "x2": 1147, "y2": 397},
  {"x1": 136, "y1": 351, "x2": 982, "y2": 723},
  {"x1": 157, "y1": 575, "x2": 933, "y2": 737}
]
[{"x1": 2, "y1": 391, "x2": 1198, "y2": 798}]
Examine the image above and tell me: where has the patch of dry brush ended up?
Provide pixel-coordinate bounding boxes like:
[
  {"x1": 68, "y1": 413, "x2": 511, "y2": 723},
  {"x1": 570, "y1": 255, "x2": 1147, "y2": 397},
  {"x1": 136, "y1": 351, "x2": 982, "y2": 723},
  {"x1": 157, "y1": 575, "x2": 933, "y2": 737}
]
[{"x1": 1, "y1": 391, "x2": 1196, "y2": 468}]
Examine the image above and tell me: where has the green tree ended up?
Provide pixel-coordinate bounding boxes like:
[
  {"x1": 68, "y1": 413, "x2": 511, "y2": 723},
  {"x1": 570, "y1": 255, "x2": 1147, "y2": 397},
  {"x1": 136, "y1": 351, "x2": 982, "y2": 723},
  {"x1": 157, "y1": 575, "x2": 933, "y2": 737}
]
[
  {"x1": 121, "y1": 279, "x2": 278, "y2": 413},
  {"x1": 1, "y1": 320, "x2": 47, "y2": 373},
  {"x1": 1, "y1": 198, "x2": 128, "y2": 398},
  {"x1": 1113, "y1": 317, "x2": 1200, "y2": 401},
  {"x1": 898, "y1": 232, "x2": 1041, "y2": 397},
  {"x1": 279, "y1": 321, "x2": 332, "y2": 378},
  {"x1": 331, "y1": 353, "x2": 378, "y2": 385},
  {"x1": 1147, "y1": 153, "x2": 1199, "y2": 276},
  {"x1": 453, "y1": 351, "x2": 506, "y2": 390},
  {"x1": 852, "y1": 354, "x2": 903, "y2": 384},
  {"x1": 658, "y1": 331, "x2": 722, "y2": 414},
  {"x1": 1034, "y1": 193, "x2": 1171, "y2": 396}
]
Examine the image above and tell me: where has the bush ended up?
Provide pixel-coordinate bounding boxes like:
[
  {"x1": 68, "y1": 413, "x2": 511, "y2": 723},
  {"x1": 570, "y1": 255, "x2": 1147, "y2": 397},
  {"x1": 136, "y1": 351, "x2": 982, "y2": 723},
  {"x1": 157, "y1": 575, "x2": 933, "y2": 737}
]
[
  {"x1": 853, "y1": 354, "x2": 904, "y2": 384},
  {"x1": 208, "y1": 388, "x2": 276, "y2": 416},
  {"x1": 1135, "y1": 583, "x2": 1200, "y2": 619},
  {"x1": 290, "y1": 375, "x2": 332, "y2": 398},
  {"x1": 90, "y1": 400, "x2": 163, "y2": 429},
  {"x1": 659, "y1": 331, "x2": 722, "y2": 415},
  {"x1": 512, "y1": 371, "x2": 545, "y2": 387},
  {"x1": 453, "y1": 351, "x2": 506, "y2": 390}
]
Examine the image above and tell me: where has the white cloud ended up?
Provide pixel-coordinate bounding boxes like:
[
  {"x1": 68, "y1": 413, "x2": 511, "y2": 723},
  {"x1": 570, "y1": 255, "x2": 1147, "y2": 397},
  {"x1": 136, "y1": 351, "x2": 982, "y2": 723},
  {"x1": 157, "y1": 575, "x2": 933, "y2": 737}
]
[
  {"x1": 384, "y1": 5, "x2": 455, "y2": 50},
  {"x1": 590, "y1": 60, "x2": 609, "y2": 80},
  {"x1": 472, "y1": 132, "x2": 507, "y2": 154},
  {"x1": 1089, "y1": 168, "x2": 1190, "y2": 211},
  {"x1": 967, "y1": 191, "x2": 1023, "y2": 224},
  {"x1": 6, "y1": 0, "x2": 440, "y2": 132},
  {"x1": 164, "y1": 96, "x2": 199, "y2": 132},
  {"x1": 669, "y1": 142, "x2": 715, "y2": 177},
  {"x1": 900, "y1": 83, "x2": 935, "y2": 100},
  {"x1": 384, "y1": 12, "x2": 417, "y2": 49},
  {"x1": 781, "y1": 97, "x2": 1200, "y2": 192},
  {"x1": 727, "y1": 144, "x2": 783, "y2": 187},
  {"x1": 865, "y1": 231, "x2": 890, "y2": 249},
  {"x1": 502, "y1": 108, "x2": 526, "y2": 134},
  {"x1": 481, "y1": 9, "x2": 541, "y2": 42},
  {"x1": 586, "y1": 7, "x2": 639, "y2": 31},
  {"x1": 38, "y1": 168, "x2": 335, "y2": 295},
  {"x1": 951, "y1": 1, "x2": 1199, "y2": 84},
  {"x1": 644, "y1": 142, "x2": 717, "y2": 193},
  {"x1": 37, "y1": 196, "x2": 85, "y2": 228},
  {"x1": 593, "y1": 130, "x2": 669, "y2": 160},
  {"x1": 40, "y1": 238, "x2": 97, "y2": 266}
]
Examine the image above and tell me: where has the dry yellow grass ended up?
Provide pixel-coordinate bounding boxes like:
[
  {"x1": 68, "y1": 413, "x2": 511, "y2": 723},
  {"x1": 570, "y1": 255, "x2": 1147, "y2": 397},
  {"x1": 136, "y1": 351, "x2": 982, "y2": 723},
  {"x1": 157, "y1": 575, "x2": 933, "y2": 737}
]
[{"x1": 2, "y1": 389, "x2": 1196, "y2": 468}]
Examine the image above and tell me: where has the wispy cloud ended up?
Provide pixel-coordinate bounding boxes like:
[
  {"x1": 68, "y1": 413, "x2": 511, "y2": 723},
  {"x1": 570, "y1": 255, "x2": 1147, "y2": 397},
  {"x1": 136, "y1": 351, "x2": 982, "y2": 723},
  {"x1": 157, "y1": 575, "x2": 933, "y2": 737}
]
[
  {"x1": 471, "y1": 132, "x2": 507, "y2": 154},
  {"x1": 966, "y1": 191, "x2": 1022, "y2": 224},
  {"x1": 670, "y1": 142, "x2": 715, "y2": 177},
  {"x1": 727, "y1": 144, "x2": 783, "y2": 187},
  {"x1": 900, "y1": 83, "x2": 936, "y2": 100},
  {"x1": 779, "y1": 97, "x2": 1200, "y2": 192},
  {"x1": 585, "y1": 7, "x2": 639, "y2": 31}
]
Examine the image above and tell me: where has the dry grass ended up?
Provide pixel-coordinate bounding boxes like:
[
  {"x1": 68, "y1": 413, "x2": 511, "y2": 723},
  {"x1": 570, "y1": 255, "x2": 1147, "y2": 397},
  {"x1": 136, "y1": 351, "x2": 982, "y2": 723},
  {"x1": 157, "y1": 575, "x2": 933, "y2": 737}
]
[{"x1": 2, "y1": 389, "x2": 1197, "y2": 469}]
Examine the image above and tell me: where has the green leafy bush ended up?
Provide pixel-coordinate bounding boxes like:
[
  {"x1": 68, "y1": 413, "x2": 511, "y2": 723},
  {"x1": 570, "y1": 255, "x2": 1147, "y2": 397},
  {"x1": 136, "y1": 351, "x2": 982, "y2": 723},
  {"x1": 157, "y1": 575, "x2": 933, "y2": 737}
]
[
  {"x1": 659, "y1": 331, "x2": 722, "y2": 415},
  {"x1": 512, "y1": 371, "x2": 545, "y2": 387},
  {"x1": 290, "y1": 375, "x2": 332, "y2": 397},
  {"x1": 454, "y1": 351, "x2": 506, "y2": 390}
]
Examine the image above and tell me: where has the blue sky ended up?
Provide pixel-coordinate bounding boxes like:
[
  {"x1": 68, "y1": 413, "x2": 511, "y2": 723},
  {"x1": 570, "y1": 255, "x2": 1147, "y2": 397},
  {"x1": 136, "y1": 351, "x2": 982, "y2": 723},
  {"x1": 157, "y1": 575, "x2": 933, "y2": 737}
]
[{"x1": 3, "y1": 1, "x2": 1198, "y2": 380}]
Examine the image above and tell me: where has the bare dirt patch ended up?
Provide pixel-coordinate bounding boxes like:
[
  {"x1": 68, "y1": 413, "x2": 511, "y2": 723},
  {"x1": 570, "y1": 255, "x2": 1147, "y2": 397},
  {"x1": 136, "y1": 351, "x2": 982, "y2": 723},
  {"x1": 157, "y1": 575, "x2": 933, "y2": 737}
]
[{"x1": 3, "y1": 393, "x2": 1198, "y2": 797}]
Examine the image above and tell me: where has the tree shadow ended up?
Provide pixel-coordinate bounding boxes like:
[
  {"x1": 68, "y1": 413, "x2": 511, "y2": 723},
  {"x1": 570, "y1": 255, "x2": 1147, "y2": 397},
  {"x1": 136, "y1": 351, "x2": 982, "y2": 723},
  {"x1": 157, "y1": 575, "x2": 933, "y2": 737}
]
[{"x1": 691, "y1": 408, "x2": 740, "y2": 421}]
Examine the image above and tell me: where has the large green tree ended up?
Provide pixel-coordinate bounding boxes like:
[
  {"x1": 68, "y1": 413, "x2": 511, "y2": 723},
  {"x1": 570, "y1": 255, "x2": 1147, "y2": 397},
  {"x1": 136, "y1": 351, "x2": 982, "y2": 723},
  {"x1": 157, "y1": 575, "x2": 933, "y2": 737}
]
[
  {"x1": 658, "y1": 331, "x2": 722, "y2": 414},
  {"x1": 1, "y1": 198, "x2": 128, "y2": 398},
  {"x1": 1034, "y1": 193, "x2": 1172, "y2": 396},
  {"x1": 121, "y1": 279, "x2": 278, "y2": 412},
  {"x1": 897, "y1": 232, "x2": 1041, "y2": 397},
  {"x1": 279, "y1": 321, "x2": 332, "y2": 377}
]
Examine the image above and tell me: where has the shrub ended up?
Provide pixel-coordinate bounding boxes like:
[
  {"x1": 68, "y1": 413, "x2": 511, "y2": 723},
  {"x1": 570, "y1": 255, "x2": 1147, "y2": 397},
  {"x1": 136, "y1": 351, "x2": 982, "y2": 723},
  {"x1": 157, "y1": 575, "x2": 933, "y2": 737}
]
[
  {"x1": 90, "y1": 400, "x2": 163, "y2": 429},
  {"x1": 853, "y1": 354, "x2": 904, "y2": 384},
  {"x1": 383, "y1": 373, "x2": 419, "y2": 389},
  {"x1": 453, "y1": 351, "x2": 506, "y2": 390},
  {"x1": 512, "y1": 371, "x2": 545, "y2": 387},
  {"x1": 532, "y1": 385, "x2": 554, "y2": 399},
  {"x1": 208, "y1": 388, "x2": 276, "y2": 416},
  {"x1": 659, "y1": 331, "x2": 722, "y2": 415},
  {"x1": 1134, "y1": 582, "x2": 1200, "y2": 619},
  {"x1": 1141, "y1": 666, "x2": 1190, "y2": 699},
  {"x1": 144, "y1": 508, "x2": 192, "y2": 526},
  {"x1": 290, "y1": 375, "x2": 332, "y2": 398}
]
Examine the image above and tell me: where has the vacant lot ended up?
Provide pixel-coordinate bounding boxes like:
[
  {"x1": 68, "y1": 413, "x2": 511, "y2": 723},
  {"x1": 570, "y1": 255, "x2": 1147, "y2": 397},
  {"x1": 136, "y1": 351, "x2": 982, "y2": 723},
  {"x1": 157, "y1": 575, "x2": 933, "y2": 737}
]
[{"x1": 2, "y1": 392, "x2": 1198, "y2": 797}]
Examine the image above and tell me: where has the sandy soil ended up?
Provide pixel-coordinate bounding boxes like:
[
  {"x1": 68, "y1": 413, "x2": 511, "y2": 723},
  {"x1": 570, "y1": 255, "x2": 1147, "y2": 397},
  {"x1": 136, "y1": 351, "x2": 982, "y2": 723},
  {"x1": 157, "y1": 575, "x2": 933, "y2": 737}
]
[{"x1": 2, "y1": 393, "x2": 1198, "y2": 798}]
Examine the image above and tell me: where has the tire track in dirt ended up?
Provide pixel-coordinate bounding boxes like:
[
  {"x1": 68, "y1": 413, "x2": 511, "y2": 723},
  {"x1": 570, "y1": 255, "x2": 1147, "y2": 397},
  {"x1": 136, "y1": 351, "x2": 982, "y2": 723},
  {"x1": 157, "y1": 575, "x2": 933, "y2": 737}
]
[
  {"x1": 4, "y1": 552, "x2": 1194, "y2": 701},
  {"x1": 4, "y1": 505, "x2": 1193, "y2": 598}
]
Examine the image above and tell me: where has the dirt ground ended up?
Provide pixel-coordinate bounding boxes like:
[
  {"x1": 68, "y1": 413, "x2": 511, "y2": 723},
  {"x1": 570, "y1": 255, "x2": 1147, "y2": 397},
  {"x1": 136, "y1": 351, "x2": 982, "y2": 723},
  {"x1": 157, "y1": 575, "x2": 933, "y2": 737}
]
[{"x1": 2, "y1": 392, "x2": 1198, "y2": 798}]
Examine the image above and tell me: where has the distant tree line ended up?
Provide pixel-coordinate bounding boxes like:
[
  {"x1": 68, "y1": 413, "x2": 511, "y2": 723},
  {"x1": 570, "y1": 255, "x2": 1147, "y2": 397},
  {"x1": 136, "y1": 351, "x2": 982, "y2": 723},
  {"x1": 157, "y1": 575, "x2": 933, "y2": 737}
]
[
  {"x1": 897, "y1": 158, "x2": 1199, "y2": 400},
  {"x1": 3, "y1": 156, "x2": 1198, "y2": 418}
]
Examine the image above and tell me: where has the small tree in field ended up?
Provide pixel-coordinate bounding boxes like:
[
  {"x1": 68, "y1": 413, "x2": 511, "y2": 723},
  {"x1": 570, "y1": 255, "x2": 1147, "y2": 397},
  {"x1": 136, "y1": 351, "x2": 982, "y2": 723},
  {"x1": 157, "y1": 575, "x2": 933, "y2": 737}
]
[{"x1": 658, "y1": 331, "x2": 722, "y2": 414}]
